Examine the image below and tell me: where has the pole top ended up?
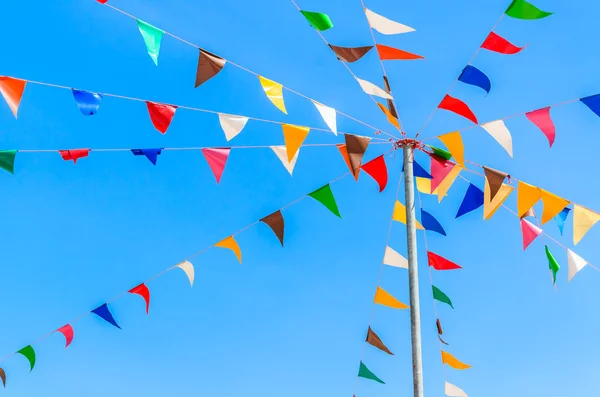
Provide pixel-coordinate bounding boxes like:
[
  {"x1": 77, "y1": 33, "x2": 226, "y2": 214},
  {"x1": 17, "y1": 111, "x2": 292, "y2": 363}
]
[{"x1": 394, "y1": 138, "x2": 425, "y2": 151}]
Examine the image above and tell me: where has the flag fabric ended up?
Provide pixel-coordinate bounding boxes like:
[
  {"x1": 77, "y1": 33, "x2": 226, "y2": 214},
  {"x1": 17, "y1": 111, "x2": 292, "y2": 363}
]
[
  {"x1": 131, "y1": 148, "x2": 162, "y2": 165},
  {"x1": 300, "y1": 10, "x2": 333, "y2": 31},
  {"x1": 481, "y1": 120, "x2": 513, "y2": 156},
  {"x1": 283, "y1": 124, "x2": 310, "y2": 162},
  {"x1": 430, "y1": 155, "x2": 455, "y2": 192},
  {"x1": 328, "y1": 45, "x2": 373, "y2": 63},
  {"x1": 484, "y1": 183, "x2": 514, "y2": 220},
  {"x1": 92, "y1": 303, "x2": 121, "y2": 329},
  {"x1": 366, "y1": 327, "x2": 393, "y2": 355},
  {"x1": 382, "y1": 76, "x2": 398, "y2": 119},
  {"x1": 215, "y1": 236, "x2": 242, "y2": 264},
  {"x1": 271, "y1": 145, "x2": 299, "y2": 175},
  {"x1": 146, "y1": 101, "x2": 177, "y2": 134},
  {"x1": 361, "y1": 155, "x2": 388, "y2": 192},
  {"x1": 364, "y1": 8, "x2": 415, "y2": 34},
  {"x1": 438, "y1": 94, "x2": 478, "y2": 124},
  {"x1": 358, "y1": 361, "x2": 385, "y2": 384},
  {"x1": 433, "y1": 285, "x2": 453, "y2": 308},
  {"x1": 218, "y1": 114, "x2": 249, "y2": 141},
  {"x1": 17, "y1": 346, "x2": 36, "y2": 372},
  {"x1": 195, "y1": 49, "x2": 226, "y2": 87},
  {"x1": 383, "y1": 246, "x2": 408, "y2": 269},
  {"x1": 505, "y1": 0, "x2": 552, "y2": 19},
  {"x1": 573, "y1": 204, "x2": 600, "y2": 245},
  {"x1": 428, "y1": 252, "x2": 461, "y2": 270},
  {"x1": 555, "y1": 207, "x2": 571, "y2": 235},
  {"x1": 202, "y1": 148, "x2": 231, "y2": 183},
  {"x1": 525, "y1": 107, "x2": 555, "y2": 147},
  {"x1": 261, "y1": 210, "x2": 285, "y2": 246},
  {"x1": 129, "y1": 283, "x2": 151, "y2": 314},
  {"x1": 458, "y1": 65, "x2": 491, "y2": 93},
  {"x1": 545, "y1": 245, "x2": 560, "y2": 284},
  {"x1": 421, "y1": 210, "x2": 446, "y2": 235},
  {"x1": 355, "y1": 77, "x2": 393, "y2": 99},
  {"x1": 580, "y1": 94, "x2": 600, "y2": 118},
  {"x1": 430, "y1": 146, "x2": 452, "y2": 161},
  {"x1": 0, "y1": 368, "x2": 5, "y2": 387},
  {"x1": 374, "y1": 286, "x2": 408, "y2": 309},
  {"x1": 337, "y1": 144, "x2": 360, "y2": 180},
  {"x1": 540, "y1": 190, "x2": 569, "y2": 224},
  {"x1": 308, "y1": 184, "x2": 341, "y2": 217},
  {"x1": 567, "y1": 249, "x2": 588, "y2": 282},
  {"x1": 377, "y1": 102, "x2": 400, "y2": 130},
  {"x1": 438, "y1": 131, "x2": 465, "y2": 167},
  {"x1": 517, "y1": 181, "x2": 541, "y2": 218},
  {"x1": 483, "y1": 166, "x2": 509, "y2": 202},
  {"x1": 456, "y1": 183, "x2": 484, "y2": 218},
  {"x1": 59, "y1": 149, "x2": 90, "y2": 164},
  {"x1": 0, "y1": 76, "x2": 27, "y2": 118},
  {"x1": 174, "y1": 260, "x2": 194, "y2": 287},
  {"x1": 445, "y1": 381, "x2": 469, "y2": 397},
  {"x1": 441, "y1": 350, "x2": 471, "y2": 370},
  {"x1": 55, "y1": 325, "x2": 74, "y2": 349},
  {"x1": 72, "y1": 89, "x2": 102, "y2": 115},
  {"x1": 137, "y1": 19, "x2": 164, "y2": 65},
  {"x1": 393, "y1": 201, "x2": 424, "y2": 229},
  {"x1": 313, "y1": 101, "x2": 337, "y2": 134},
  {"x1": 376, "y1": 44, "x2": 423, "y2": 60},
  {"x1": 481, "y1": 32, "x2": 525, "y2": 54},
  {"x1": 520, "y1": 218, "x2": 542, "y2": 250},
  {"x1": 345, "y1": 134, "x2": 370, "y2": 178},
  {"x1": 413, "y1": 160, "x2": 432, "y2": 179},
  {"x1": 259, "y1": 76, "x2": 287, "y2": 114},
  {"x1": 0, "y1": 150, "x2": 17, "y2": 174}
]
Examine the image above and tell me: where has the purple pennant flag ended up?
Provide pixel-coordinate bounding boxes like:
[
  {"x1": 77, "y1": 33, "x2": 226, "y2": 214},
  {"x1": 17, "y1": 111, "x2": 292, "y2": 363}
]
[
  {"x1": 131, "y1": 148, "x2": 163, "y2": 165},
  {"x1": 92, "y1": 303, "x2": 121, "y2": 329},
  {"x1": 72, "y1": 89, "x2": 102, "y2": 115}
]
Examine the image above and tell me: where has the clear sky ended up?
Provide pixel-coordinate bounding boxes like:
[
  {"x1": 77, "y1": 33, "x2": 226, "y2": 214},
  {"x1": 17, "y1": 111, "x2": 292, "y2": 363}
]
[{"x1": 0, "y1": 0, "x2": 596, "y2": 396}]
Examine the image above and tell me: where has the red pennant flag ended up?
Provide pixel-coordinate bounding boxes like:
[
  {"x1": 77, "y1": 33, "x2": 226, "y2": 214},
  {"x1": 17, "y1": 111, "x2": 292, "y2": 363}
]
[
  {"x1": 376, "y1": 44, "x2": 424, "y2": 60},
  {"x1": 146, "y1": 101, "x2": 177, "y2": 134},
  {"x1": 59, "y1": 149, "x2": 90, "y2": 164},
  {"x1": 361, "y1": 155, "x2": 388, "y2": 192},
  {"x1": 427, "y1": 251, "x2": 462, "y2": 270},
  {"x1": 55, "y1": 324, "x2": 74, "y2": 348},
  {"x1": 97, "y1": 0, "x2": 108, "y2": 3},
  {"x1": 525, "y1": 107, "x2": 555, "y2": 147},
  {"x1": 0, "y1": 76, "x2": 27, "y2": 118},
  {"x1": 129, "y1": 283, "x2": 151, "y2": 314},
  {"x1": 481, "y1": 32, "x2": 525, "y2": 55},
  {"x1": 202, "y1": 148, "x2": 231, "y2": 183},
  {"x1": 438, "y1": 94, "x2": 478, "y2": 124},
  {"x1": 430, "y1": 155, "x2": 455, "y2": 192}
]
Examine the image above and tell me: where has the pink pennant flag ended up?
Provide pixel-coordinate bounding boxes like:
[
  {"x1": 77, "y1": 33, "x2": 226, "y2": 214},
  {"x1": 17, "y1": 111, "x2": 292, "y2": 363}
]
[
  {"x1": 430, "y1": 155, "x2": 455, "y2": 192},
  {"x1": 520, "y1": 218, "x2": 542, "y2": 250},
  {"x1": 202, "y1": 148, "x2": 231, "y2": 183},
  {"x1": 525, "y1": 107, "x2": 555, "y2": 147},
  {"x1": 146, "y1": 101, "x2": 177, "y2": 134},
  {"x1": 55, "y1": 324, "x2": 74, "y2": 348}
]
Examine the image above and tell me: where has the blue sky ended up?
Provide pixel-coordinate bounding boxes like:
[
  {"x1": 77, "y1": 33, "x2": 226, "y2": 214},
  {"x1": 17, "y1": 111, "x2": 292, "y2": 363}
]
[{"x1": 0, "y1": 0, "x2": 597, "y2": 396}]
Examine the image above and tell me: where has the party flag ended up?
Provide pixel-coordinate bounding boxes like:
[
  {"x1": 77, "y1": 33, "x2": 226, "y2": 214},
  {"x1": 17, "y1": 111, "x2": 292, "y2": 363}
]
[
  {"x1": 428, "y1": 252, "x2": 461, "y2": 270},
  {"x1": 261, "y1": 210, "x2": 285, "y2": 246},
  {"x1": 442, "y1": 350, "x2": 471, "y2": 370},
  {"x1": 309, "y1": 184, "x2": 341, "y2": 217},
  {"x1": 377, "y1": 102, "x2": 400, "y2": 130},
  {"x1": 132, "y1": 148, "x2": 162, "y2": 165},
  {"x1": 0, "y1": 76, "x2": 26, "y2": 118},
  {"x1": 313, "y1": 101, "x2": 337, "y2": 134},
  {"x1": 545, "y1": 245, "x2": 560, "y2": 284},
  {"x1": 580, "y1": 94, "x2": 600, "y2": 117},
  {"x1": 438, "y1": 132, "x2": 465, "y2": 167},
  {"x1": 376, "y1": 44, "x2": 423, "y2": 60},
  {"x1": 72, "y1": 89, "x2": 102, "y2": 115},
  {"x1": 484, "y1": 183, "x2": 514, "y2": 220},
  {"x1": 456, "y1": 183, "x2": 484, "y2": 218},
  {"x1": 345, "y1": 134, "x2": 371, "y2": 178},
  {"x1": 481, "y1": 120, "x2": 513, "y2": 156},
  {"x1": 483, "y1": 166, "x2": 509, "y2": 202},
  {"x1": 522, "y1": 208, "x2": 537, "y2": 219},
  {"x1": 92, "y1": 304, "x2": 120, "y2": 329},
  {"x1": 146, "y1": 101, "x2": 177, "y2": 134},
  {"x1": 430, "y1": 155, "x2": 455, "y2": 192},
  {"x1": 55, "y1": 324, "x2": 74, "y2": 349},
  {"x1": 555, "y1": 207, "x2": 571, "y2": 235},
  {"x1": 416, "y1": 177, "x2": 433, "y2": 194},
  {"x1": 445, "y1": 381, "x2": 469, "y2": 397},
  {"x1": 129, "y1": 284, "x2": 150, "y2": 314},
  {"x1": 366, "y1": 327, "x2": 393, "y2": 355},
  {"x1": 355, "y1": 77, "x2": 393, "y2": 99},
  {"x1": 59, "y1": 149, "x2": 90, "y2": 164},
  {"x1": 433, "y1": 285, "x2": 453, "y2": 308},
  {"x1": 174, "y1": 260, "x2": 194, "y2": 287},
  {"x1": 437, "y1": 319, "x2": 444, "y2": 335},
  {"x1": 540, "y1": 190, "x2": 569, "y2": 224},
  {"x1": 573, "y1": 204, "x2": 600, "y2": 245},
  {"x1": 505, "y1": 0, "x2": 552, "y2": 19},
  {"x1": 202, "y1": 148, "x2": 231, "y2": 184},
  {"x1": 521, "y1": 218, "x2": 542, "y2": 250},
  {"x1": 481, "y1": 32, "x2": 525, "y2": 54},
  {"x1": 195, "y1": 49, "x2": 226, "y2": 87},
  {"x1": 383, "y1": 246, "x2": 408, "y2": 269},
  {"x1": 300, "y1": 10, "x2": 333, "y2": 31},
  {"x1": 0, "y1": 368, "x2": 5, "y2": 387},
  {"x1": 219, "y1": 114, "x2": 249, "y2": 141},
  {"x1": 259, "y1": 76, "x2": 287, "y2": 114},
  {"x1": 421, "y1": 210, "x2": 446, "y2": 235},
  {"x1": 215, "y1": 236, "x2": 242, "y2": 264},
  {"x1": 283, "y1": 124, "x2": 310, "y2": 161},
  {"x1": 438, "y1": 94, "x2": 478, "y2": 124},
  {"x1": 525, "y1": 107, "x2": 555, "y2": 147},
  {"x1": 435, "y1": 165, "x2": 462, "y2": 202},
  {"x1": 517, "y1": 181, "x2": 541, "y2": 218},
  {"x1": 374, "y1": 286, "x2": 408, "y2": 309},
  {"x1": 383, "y1": 76, "x2": 398, "y2": 118},
  {"x1": 0, "y1": 150, "x2": 17, "y2": 174},
  {"x1": 328, "y1": 45, "x2": 373, "y2": 63},
  {"x1": 17, "y1": 346, "x2": 35, "y2": 372},
  {"x1": 458, "y1": 65, "x2": 491, "y2": 93},
  {"x1": 430, "y1": 146, "x2": 452, "y2": 161},
  {"x1": 361, "y1": 155, "x2": 388, "y2": 192},
  {"x1": 567, "y1": 249, "x2": 588, "y2": 282},
  {"x1": 412, "y1": 160, "x2": 432, "y2": 179},
  {"x1": 364, "y1": 8, "x2": 415, "y2": 35},
  {"x1": 337, "y1": 144, "x2": 359, "y2": 180},
  {"x1": 271, "y1": 145, "x2": 299, "y2": 175},
  {"x1": 97, "y1": 0, "x2": 108, "y2": 3},
  {"x1": 137, "y1": 19, "x2": 164, "y2": 65},
  {"x1": 393, "y1": 201, "x2": 424, "y2": 229},
  {"x1": 358, "y1": 361, "x2": 385, "y2": 384}
]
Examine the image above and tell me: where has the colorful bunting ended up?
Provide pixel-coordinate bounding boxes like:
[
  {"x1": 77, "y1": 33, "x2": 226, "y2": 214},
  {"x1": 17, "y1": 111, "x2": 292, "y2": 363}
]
[
  {"x1": 481, "y1": 120, "x2": 513, "y2": 156},
  {"x1": 364, "y1": 8, "x2": 415, "y2": 35},
  {"x1": 313, "y1": 102, "x2": 337, "y2": 134},
  {"x1": 567, "y1": 249, "x2": 588, "y2": 282},
  {"x1": 435, "y1": 165, "x2": 462, "y2": 202},
  {"x1": 545, "y1": 245, "x2": 560, "y2": 284},
  {"x1": 436, "y1": 318, "x2": 444, "y2": 335},
  {"x1": 131, "y1": 148, "x2": 162, "y2": 165},
  {"x1": 540, "y1": 189, "x2": 569, "y2": 224},
  {"x1": 129, "y1": 283, "x2": 151, "y2": 314},
  {"x1": 484, "y1": 183, "x2": 514, "y2": 220},
  {"x1": 393, "y1": 201, "x2": 424, "y2": 230},
  {"x1": 345, "y1": 134, "x2": 371, "y2": 178},
  {"x1": 355, "y1": 77, "x2": 393, "y2": 99},
  {"x1": 283, "y1": 124, "x2": 310, "y2": 161},
  {"x1": 202, "y1": 148, "x2": 231, "y2": 184},
  {"x1": 413, "y1": 160, "x2": 432, "y2": 179},
  {"x1": 458, "y1": 65, "x2": 491, "y2": 93},
  {"x1": 517, "y1": 181, "x2": 541, "y2": 218},
  {"x1": 337, "y1": 144, "x2": 360, "y2": 180},
  {"x1": 219, "y1": 114, "x2": 249, "y2": 141},
  {"x1": 438, "y1": 132, "x2": 465, "y2": 167},
  {"x1": 358, "y1": 361, "x2": 385, "y2": 384},
  {"x1": 430, "y1": 146, "x2": 452, "y2": 161},
  {"x1": 555, "y1": 207, "x2": 571, "y2": 235},
  {"x1": 445, "y1": 381, "x2": 469, "y2": 397},
  {"x1": 0, "y1": 150, "x2": 17, "y2": 174},
  {"x1": 361, "y1": 155, "x2": 388, "y2": 192},
  {"x1": 146, "y1": 101, "x2": 177, "y2": 134},
  {"x1": 573, "y1": 204, "x2": 600, "y2": 245},
  {"x1": 416, "y1": 177, "x2": 433, "y2": 195},
  {"x1": 261, "y1": 210, "x2": 285, "y2": 246},
  {"x1": 376, "y1": 44, "x2": 423, "y2": 60},
  {"x1": 383, "y1": 246, "x2": 408, "y2": 269},
  {"x1": 271, "y1": 145, "x2": 299, "y2": 175},
  {"x1": 366, "y1": 327, "x2": 393, "y2": 355},
  {"x1": 59, "y1": 149, "x2": 90, "y2": 164},
  {"x1": 481, "y1": 32, "x2": 525, "y2": 54},
  {"x1": 505, "y1": 0, "x2": 552, "y2": 20},
  {"x1": 520, "y1": 218, "x2": 542, "y2": 250},
  {"x1": 441, "y1": 350, "x2": 471, "y2": 370},
  {"x1": 580, "y1": 94, "x2": 600, "y2": 117},
  {"x1": 421, "y1": 210, "x2": 446, "y2": 235},
  {"x1": 0, "y1": 76, "x2": 26, "y2": 118},
  {"x1": 137, "y1": 19, "x2": 164, "y2": 65},
  {"x1": 300, "y1": 10, "x2": 333, "y2": 31},
  {"x1": 438, "y1": 94, "x2": 478, "y2": 124},
  {"x1": 428, "y1": 252, "x2": 461, "y2": 270},
  {"x1": 175, "y1": 260, "x2": 194, "y2": 287},
  {"x1": 525, "y1": 107, "x2": 555, "y2": 147},
  {"x1": 456, "y1": 183, "x2": 484, "y2": 218},
  {"x1": 195, "y1": 49, "x2": 226, "y2": 87},
  {"x1": 215, "y1": 236, "x2": 242, "y2": 264},
  {"x1": 432, "y1": 285, "x2": 453, "y2": 308},
  {"x1": 328, "y1": 45, "x2": 373, "y2": 63},
  {"x1": 309, "y1": 184, "x2": 341, "y2": 218},
  {"x1": 55, "y1": 324, "x2": 74, "y2": 349},
  {"x1": 374, "y1": 286, "x2": 408, "y2": 309},
  {"x1": 382, "y1": 76, "x2": 398, "y2": 119},
  {"x1": 72, "y1": 89, "x2": 102, "y2": 115},
  {"x1": 17, "y1": 346, "x2": 35, "y2": 372},
  {"x1": 92, "y1": 303, "x2": 121, "y2": 329},
  {"x1": 259, "y1": 76, "x2": 287, "y2": 114},
  {"x1": 483, "y1": 166, "x2": 509, "y2": 202},
  {"x1": 430, "y1": 155, "x2": 455, "y2": 192},
  {"x1": 377, "y1": 102, "x2": 400, "y2": 130},
  {"x1": 522, "y1": 208, "x2": 537, "y2": 219}
]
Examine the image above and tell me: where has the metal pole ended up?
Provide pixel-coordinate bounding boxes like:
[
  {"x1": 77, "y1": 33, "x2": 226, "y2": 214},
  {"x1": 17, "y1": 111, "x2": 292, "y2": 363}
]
[{"x1": 402, "y1": 144, "x2": 425, "y2": 397}]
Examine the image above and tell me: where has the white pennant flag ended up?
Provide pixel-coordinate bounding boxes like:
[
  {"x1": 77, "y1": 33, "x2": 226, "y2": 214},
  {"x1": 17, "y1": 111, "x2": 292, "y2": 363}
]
[
  {"x1": 445, "y1": 381, "x2": 468, "y2": 397},
  {"x1": 365, "y1": 8, "x2": 415, "y2": 35},
  {"x1": 355, "y1": 77, "x2": 393, "y2": 100},
  {"x1": 313, "y1": 101, "x2": 337, "y2": 135},
  {"x1": 174, "y1": 260, "x2": 195, "y2": 287},
  {"x1": 383, "y1": 246, "x2": 408, "y2": 269},
  {"x1": 567, "y1": 249, "x2": 588, "y2": 282},
  {"x1": 218, "y1": 114, "x2": 249, "y2": 141},
  {"x1": 481, "y1": 120, "x2": 513, "y2": 157},
  {"x1": 271, "y1": 145, "x2": 299, "y2": 175}
]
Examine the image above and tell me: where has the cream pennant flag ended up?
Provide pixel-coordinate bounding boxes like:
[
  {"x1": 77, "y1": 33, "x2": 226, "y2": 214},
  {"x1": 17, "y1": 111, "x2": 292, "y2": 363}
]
[
  {"x1": 573, "y1": 204, "x2": 600, "y2": 245},
  {"x1": 567, "y1": 249, "x2": 588, "y2": 282},
  {"x1": 282, "y1": 124, "x2": 310, "y2": 161},
  {"x1": 271, "y1": 146, "x2": 299, "y2": 175},
  {"x1": 445, "y1": 382, "x2": 468, "y2": 397},
  {"x1": 313, "y1": 102, "x2": 337, "y2": 135},
  {"x1": 215, "y1": 236, "x2": 242, "y2": 263},
  {"x1": 174, "y1": 260, "x2": 194, "y2": 287},
  {"x1": 365, "y1": 8, "x2": 415, "y2": 35},
  {"x1": 383, "y1": 246, "x2": 408, "y2": 269},
  {"x1": 218, "y1": 114, "x2": 249, "y2": 141},
  {"x1": 355, "y1": 77, "x2": 393, "y2": 99},
  {"x1": 259, "y1": 76, "x2": 287, "y2": 114},
  {"x1": 481, "y1": 120, "x2": 513, "y2": 157},
  {"x1": 540, "y1": 190, "x2": 570, "y2": 225},
  {"x1": 484, "y1": 183, "x2": 514, "y2": 220}
]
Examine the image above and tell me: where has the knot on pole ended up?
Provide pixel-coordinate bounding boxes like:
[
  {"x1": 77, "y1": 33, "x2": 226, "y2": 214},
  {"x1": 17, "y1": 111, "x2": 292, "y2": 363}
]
[{"x1": 394, "y1": 138, "x2": 425, "y2": 152}]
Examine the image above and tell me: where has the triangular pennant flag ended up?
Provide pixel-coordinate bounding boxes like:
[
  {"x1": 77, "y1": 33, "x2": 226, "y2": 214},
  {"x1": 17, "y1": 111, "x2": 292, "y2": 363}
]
[
  {"x1": 393, "y1": 201, "x2": 424, "y2": 230},
  {"x1": 580, "y1": 94, "x2": 600, "y2": 118},
  {"x1": 202, "y1": 148, "x2": 231, "y2": 184},
  {"x1": 345, "y1": 134, "x2": 371, "y2": 178},
  {"x1": 92, "y1": 303, "x2": 121, "y2": 329},
  {"x1": 328, "y1": 45, "x2": 373, "y2": 63},
  {"x1": 458, "y1": 65, "x2": 491, "y2": 94},
  {"x1": 433, "y1": 286, "x2": 453, "y2": 308},
  {"x1": 131, "y1": 148, "x2": 163, "y2": 165},
  {"x1": 437, "y1": 318, "x2": 444, "y2": 334},
  {"x1": 505, "y1": 0, "x2": 552, "y2": 19},
  {"x1": 271, "y1": 146, "x2": 299, "y2": 175},
  {"x1": 337, "y1": 144, "x2": 359, "y2": 180},
  {"x1": 456, "y1": 183, "x2": 484, "y2": 218},
  {"x1": 383, "y1": 76, "x2": 398, "y2": 118},
  {"x1": 483, "y1": 166, "x2": 509, "y2": 202},
  {"x1": 435, "y1": 165, "x2": 462, "y2": 202},
  {"x1": 174, "y1": 260, "x2": 194, "y2": 287},
  {"x1": 300, "y1": 10, "x2": 333, "y2": 31},
  {"x1": 72, "y1": 89, "x2": 102, "y2": 115},
  {"x1": 0, "y1": 76, "x2": 26, "y2": 118},
  {"x1": 129, "y1": 283, "x2": 151, "y2": 314},
  {"x1": 55, "y1": 324, "x2": 74, "y2": 349},
  {"x1": 364, "y1": 8, "x2": 415, "y2": 35},
  {"x1": 421, "y1": 210, "x2": 446, "y2": 235},
  {"x1": 545, "y1": 245, "x2": 560, "y2": 284},
  {"x1": 0, "y1": 150, "x2": 17, "y2": 174},
  {"x1": 355, "y1": 77, "x2": 393, "y2": 99},
  {"x1": 430, "y1": 146, "x2": 452, "y2": 161},
  {"x1": 283, "y1": 124, "x2": 310, "y2": 161},
  {"x1": 438, "y1": 132, "x2": 465, "y2": 167},
  {"x1": 526, "y1": 107, "x2": 556, "y2": 147},
  {"x1": 361, "y1": 155, "x2": 388, "y2": 192},
  {"x1": 215, "y1": 236, "x2": 242, "y2": 263},
  {"x1": 430, "y1": 155, "x2": 455, "y2": 192},
  {"x1": 481, "y1": 120, "x2": 513, "y2": 156},
  {"x1": 438, "y1": 94, "x2": 478, "y2": 124},
  {"x1": 523, "y1": 208, "x2": 537, "y2": 219},
  {"x1": 377, "y1": 102, "x2": 400, "y2": 130},
  {"x1": 540, "y1": 189, "x2": 570, "y2": 224},
  {"x1": 555, "y1": 207, "x2": 571, "y2": 235},
  {"x1": 195, "y1": 49, "x2": 226, "y2": 87},
  {"x1": 517, "y1": 181, "x2": 541, "y2": 218},
  {"x1": 17, "y1": 346, "x2": 35, "y2": 372},
  {"x1": 428, "y1": 252, "x2": 461, "y2": 270},
  {"x1": 146, "y1": 101, "x2": 177, "y2": 134},
  {"x1": 413, "y1": 160, "x2": 432, "y2": 179},
  {"x1": 137, "y1": 19, "x2": 164, "y2": 65},
  {"x1": 313, "y1": 102, "x2": 337, "y2": 134},
  {"x1": 567, "y1": 249, "x2": 588, "y2": 282},
  {"x1": 308, "y1": 184, "x2": 341, "y2": 217},
  {"x1": 416, "y1": 177, "x2": 433, "y2": 194},
  {"x1": 484, "y1": 183, "x2": 514, "y2": 220},
  {"x1": 0, "y1": 368, "x2": 5, "y2": 388},
  {"x1": 261, "y1": 210, "x2": 285, "y2": 246},
  {"x1": 358, "y1": 361, "x2": 385, "y2": 384},
  {"x1": 520, "y1": 218, "x2": 542, "y2": 250},
  {"x1": 374, "y1": 286, "x2": 408, "y2": 309},
  {"x1": 442, "y1": 350, "x2": 471, "y2": 370},
  {"x1": 445, "y1": 381, "x2": 469, "y2": 397},
  {"x1": 573, "y1": 204, "x2": 600, "y2": 245},
  {"x1": 383, "y1": 246, "x2": 408, "y2": 269},
  {"x1": 59, "y1": 149, "x2": 90, "y2": 164},
  {"x1": 376, "y1": 44, "x2": 424, "y2": 60},
  {"x1": 366, "y1": 327, "x2": 393, "y2": 355},
  {"x1": 481, "y1": 31, "x2": 525, "y2": 54},
  {"x1": 259, "y1": 76, "x2": 287, "y2": 114},
  {"x1": 219, "y1": 114, "x2": 249, "y2": 141}
]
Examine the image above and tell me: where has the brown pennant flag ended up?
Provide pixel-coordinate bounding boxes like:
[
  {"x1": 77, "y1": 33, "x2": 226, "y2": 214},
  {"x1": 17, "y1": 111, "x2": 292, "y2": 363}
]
[
  {"x1": 261, "y1": 210, "x2": 285, "y2": 246},
  {"x1": 521, "y1": 207, "x2": 537, "y2": 219},
  {"x1": 345, "y1": 134, "x2": 371, "y2": 179},
  {"x1": 329, "y1": 44, "x2": 373, "y2": 63},
  {"x1": 436, "y1": 318, "x2": 443, "y2": 334},
  {"x1": 195, "y1": 49, "x2": 226, "y2": 88},
  {"x1": 0, "y1": 368, "x2": 5, "y2": 388},
  {"x1": 366, "y1": 327, "x2": 394, "y2": 355},
  {"x1": 336, "y1": 143, "x2": 360, "y2": 181},
  {"x1": 483, "y1": 166, "x2": 509, "y2": 202},
  {"x1": 382, "y1": 76, "x2": 398, "y2": 118}
]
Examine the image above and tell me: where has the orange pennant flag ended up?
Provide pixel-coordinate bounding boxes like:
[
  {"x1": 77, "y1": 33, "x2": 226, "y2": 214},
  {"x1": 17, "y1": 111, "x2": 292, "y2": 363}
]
[
  {"x1": 337, "y1": 143, "x2": 360, "y2": 181},
  {"x1": 441, "y1": 350, "x2": 471, "y2": 370},
  {"x1": 283, "y1": 124, "x2": 310, "y2": 162},
  {"x1": 215, "y1": 236, "x2": 242, "y2": 263},
  {"x1": 0, "y1": 77, "x2": 26, "y2": 118},
  {"x1": 517, "y1": 181, "x2": 541, "y2": 218},
  {"x1": 540, "y1": 189, "x2": 570, "y2": 224},
  {"x1": 374, "y1": 286, "x2": 408, "y2": 309},
  {"x1": 376, "y1": 44, "x2": 424, "y2": 60},
  {"x1": 377, "y1": 103, "x2": 400, "y2": 130}
]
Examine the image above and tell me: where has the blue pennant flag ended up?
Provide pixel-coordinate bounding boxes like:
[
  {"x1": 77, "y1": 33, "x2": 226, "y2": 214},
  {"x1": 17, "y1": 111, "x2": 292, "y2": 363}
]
[
  {"x1": 456, "y1": 183, "x2": 484, "y2": 218},
  {"x1": 554, "y1": 207, "x2": 571, "y2": 235},
  {"x1": 92, "y1": 303, "x2": 121, "y2": 329},
  {"x1": 580, "y1": 94, "x2": 600, "y2": 117},
  {"x1": 413, "y1": 160, "x2": 432, "y2": 179},
  {"x1": 421, "y1": 209, "x2": 446, "y2": 236},
  {"x1": 72, "y1": 89, "x2": 102, "y2": 116},
  {"x1": 458, "y1": 65, "x2": 491, "y2": 94},
  {"x1": 132, "y1": 148, "x2": 163, "y2": 165}
]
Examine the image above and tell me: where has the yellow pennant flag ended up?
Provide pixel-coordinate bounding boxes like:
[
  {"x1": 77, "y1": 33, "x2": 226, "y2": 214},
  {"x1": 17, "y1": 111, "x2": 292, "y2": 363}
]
[
  {"x1": 393, "y1": 201, "x2": 424, "y2": 229},
  {"x1": 484, "y1": 183, "x2": 514, "y2": 220},
  {"x1": 517, "y1": 181, "x2": 541, "y2": 218},
  {"x1": 215, "y1": 236, "x2": 242, "y2": 263},
  {"x1": 441, "y1": 350, "x2": 471, "y2": 370},
  {"x1": 282, "y1": 124, "x2": 310, "y2": 161},
  {"x1": 416, "y1": 177, "x2": 433, "y2": 194},
  {"x1": 573, "y1": 204, "x2": 600, "y2": 245},
  {"x1": 438, "y1": 132, "x2": 465, "y2": 167},
  {"x1": 540, "y1": 189, "x2": 570, "y2": 224},
  {"x1": 377, "y1": 103, "x2": 400, "y2": 130},
  {"x1": 435, "y1": 165, "x2": 462, "y2": 202},
  {"x1": 374, "y1": 286, "x2": 408, "y2": 309},
  {"x1": 259, "y1": 76, "x2": 287, "y2": 114}
]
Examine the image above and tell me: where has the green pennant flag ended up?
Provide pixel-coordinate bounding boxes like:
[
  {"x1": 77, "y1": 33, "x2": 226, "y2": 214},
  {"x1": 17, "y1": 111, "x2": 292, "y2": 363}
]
[
  {"x1": 358, "y1": 361, "x2": 385, "y2": 384},
  {"x1": 308, "y1": 184, "x2": 341, "y2": 218},
  {"x1": 0, "y1": 150, "x2": 17, "y2": 174},
  {"x1": 432, "y1": 285, "x2": 453, "y2": 308},
  {"x1": 505, "y1": 0, "x2": 552, "y2": 19},
  {"x1": 17, "y1": 345, "x2": 35, "y2": 372},
  {"x1": 137, "y1": 19, "x2": 164, "y2": 65},
  {"x1": 545, "y1": 245, "x2": 560, "y2": 284},
  {"x1": 300, "y1": 10, "x2": 333, "y2": 31},
  {"x1": 431, "y1": 146, "x2": 452, "y2": 161}
]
